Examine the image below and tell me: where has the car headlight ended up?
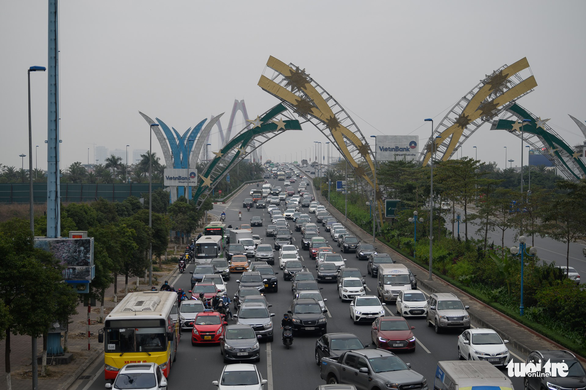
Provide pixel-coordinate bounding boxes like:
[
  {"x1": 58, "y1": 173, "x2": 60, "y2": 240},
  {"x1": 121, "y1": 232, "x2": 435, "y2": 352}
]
[
  {"x1": 408, "y1": 336, "x2": 416, "y2": 342},
  {"x1": 192, "y1": 328, "x2": 199, "y2": 335},
  {"x1": 547, "y1": 383, "x2": 563, "y2": 390},
  {"x1": 318, "y1": 318, "x2": 327, "y2": 324},
  {"x1": 385, "y1": 381, "x2": 400, "y2": 389},
  {"x1": 105, "y1": 365, "x2": 119, "y2": 372},
  {"x1": 264, "y1": 322, "x2": 272, "y2": 330},
  {"x1": 355, "y1": 310, "x2": 362, "y2": 315},
  {"x1": 159, "y1": 362, "x2": 168, "y2": 370},
  {"x1": 224, "y1": 344, "x2": 235, "y2": 351},
  {"x1": 343, "y1": 289, "x2": 349, "y2": 293},
  {"x1": 439, "y1": 315, "x2": 447, "y2": 320},
  {"x1": 216, "y1": 328, "x2": 223, "y2": 335},
  {"x1": 402, "y1": 304, "x2": 410, "y2": 309},
  {"x1": 473, "y1": 350, "x2": 490, "y2": 356},
  {"x1": 359, "y1": 288, "x2": 365, "y2": 292},
  {"x1": 498, "y1": 350, "x2": 509, "y2": 356},
  {"x1": 378, "y1": 336, "x2": 388, "y2": 343},
  {"x1": 464, "y1": 315, "x2": 470, "y2": 320},
  {"x1": 380, "y1": 309, "x2": 385, "y2": 315}
]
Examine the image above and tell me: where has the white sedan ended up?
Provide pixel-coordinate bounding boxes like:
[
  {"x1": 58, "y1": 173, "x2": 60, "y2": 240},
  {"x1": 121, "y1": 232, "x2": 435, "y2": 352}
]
[
  {"x1": 212, "y1": 363, "x2": 267, "y2": 390},
  {"x1": 457, "y1": 328, "x2": 511, "y2": 367},
  {"x1": 350, "y1": 295, "x2": 385, "y2": 323},
  {"x1": 396, "y1": 290, "x2": 428, "y2": 317}
]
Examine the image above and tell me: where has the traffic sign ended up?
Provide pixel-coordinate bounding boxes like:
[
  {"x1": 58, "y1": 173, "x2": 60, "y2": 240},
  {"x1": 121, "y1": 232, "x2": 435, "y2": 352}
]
[
  {"x1": 385, "y1": 199, "x2": 401, "y2": 218},
  {"x1": 226, "y1": 174, "x2": 230, "y2": 183}
]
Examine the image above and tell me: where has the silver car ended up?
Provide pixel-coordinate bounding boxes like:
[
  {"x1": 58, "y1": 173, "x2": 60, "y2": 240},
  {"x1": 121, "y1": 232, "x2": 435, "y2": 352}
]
[
  {"x1": 179, "y1": 300, "x2": 206, "y2": 330},
  {"x1": 427, "y1": 292, "x2": 470, "y2": 333},
  {"x1": 234, "y1": 301, "x2": 275, "y2": 341}
]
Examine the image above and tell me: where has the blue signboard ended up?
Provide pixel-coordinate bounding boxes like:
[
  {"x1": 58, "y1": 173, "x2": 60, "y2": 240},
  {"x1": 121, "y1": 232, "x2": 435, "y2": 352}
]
[
  {"x1": 336, "y1": 180, "x2": 346, "y2": 192},
  {"x1": 226, "y1": 174, "x2": 230, "y2": 183}
]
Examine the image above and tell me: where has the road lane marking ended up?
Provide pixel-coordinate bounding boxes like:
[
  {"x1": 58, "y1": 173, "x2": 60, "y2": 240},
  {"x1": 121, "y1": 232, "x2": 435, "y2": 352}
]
[
  {"x1": 266, "y1": 342, "x2": 273, "y2": 390},
  {"x1": 416, "y1": 339, "x2": 432, "y2": 354},
  {"x1": 384, "y1": 306, "x2": 395, "y2": 316},
  {"x1": 365, "y1": 286, "x2": 371, "y2": 292},
  {"x1": 325, "y1": 304, "x2": 332, "y2": 318}
]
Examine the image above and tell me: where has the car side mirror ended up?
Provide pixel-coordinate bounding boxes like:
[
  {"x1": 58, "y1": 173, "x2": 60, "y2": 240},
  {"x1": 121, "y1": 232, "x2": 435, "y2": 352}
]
[
  {"x1": 430, "y1": 306, "x2": 436, "y2": 310},
  {"x1": 189, "y1": 271, "x2": 194, "y2": 274},
  {"x1": 212, "y1": 380, "x2": 219, "y2": 386},
  {"x1": 223, "y1": 321, "x2": 228, "y2": 325},
  {"x1": 504, "y1": 340, "x2": 509, "y2": 344},
  {"x1": 411, "y1": 326, "x2": 415, "y2": 330},
  {"x1": 463, "y1": 339, "x2": 470, "y2": 345},
  {"x1": 359, "y1": 367, "x2": 369, "y2": 373},
  {"x1": 381, "y1": 303, "x2": 386, "y2": 306},
  {"x1": 323, "y1": 298, "x2": 328, "y2": 302},
  {"x1": 406, "y1": 363, "x2": 411, "y2": 368},
  {"x1": 465, "y1": 306, "x2": 470, "y2": 310},
  {"x1": 262, "y1": 379, "x2": 268, "y2": 385},
  {"x1": 270, "y1": 313, "x2": 276, "y2": 317},
  {"x1": 105, "y1": 384, "x2": 113, "y2": 389},
  {"x1": 236, "y1": 280, "x2": 240, "y2": 283}
]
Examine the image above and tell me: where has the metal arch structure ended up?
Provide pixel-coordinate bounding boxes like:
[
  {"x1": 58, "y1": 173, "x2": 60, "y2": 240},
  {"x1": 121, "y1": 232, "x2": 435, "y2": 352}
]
[
  {"x1": 420, "y1": 58, "x2": 538, "y2": 166},
  {"x1": 257, "y1": 56, "x2": 383, "y2": 221},
  {"x1": 192, "y1": 113, "x2": 224, "y2": 169},
  {"x1": 192, "y1": 103, "x2": 302, "y2": 209},
  {"x1": 214, "y1": 100, "x2": 261, "y2": 163},
  {"x1": 491, "y1": 103, "x2": 586, "y2": 180}
]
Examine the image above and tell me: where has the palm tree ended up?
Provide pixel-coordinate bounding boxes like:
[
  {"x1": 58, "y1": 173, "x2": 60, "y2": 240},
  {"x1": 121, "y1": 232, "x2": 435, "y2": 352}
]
[
  {"x1": 137, "y1": 152, "x2": 163, "y2": 181},
  {"x1": 66, "y1": 162, "x2": 88, "y2": 183},
  {"x1": 94, "y1": 164, "x2": 114, "y2": 184},
  {"x1": 105, "y1": 155, "x2": 123, "y2": 181}
]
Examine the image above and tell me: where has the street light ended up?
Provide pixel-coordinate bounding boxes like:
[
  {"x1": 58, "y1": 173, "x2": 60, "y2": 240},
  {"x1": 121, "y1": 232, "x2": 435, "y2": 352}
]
[
  {"x1": 125, "y1": 144, "x2": 130, "y2": 183},
  {"x1": 510, "y1": 236, "x2": 537, "y2": 316},
  {"x1": 325, "y1": 141, "x2": 331, "y2": 203},
  {"x1": 456, "y1": 213, "x2": 461, "y2": 240},
  {"x1": 504, "y1": 146, "x2": 507, "y2": 170},
  {"x1": 149, "y1": 123, "x2": 160, "y2": 288},
  {"x1": 520, "y1": 119, "x2": 531, "y2": 235},
  {"x1": 424, "y1": 118, "x2": 434, "y2": 281},
  {"x1": 370, "y1": 135, "x2": 377, "y2": 244},
  {"x1": 20, "y1": 154, "x2": 26, "y2": 178},
  {"x1": 508, "y1": 159, "x2": 514, "y2": 168},
  {"x1": 28, "y1": 65, "x2": 45, "y2": 234},
  {"x1": 408, "y1": 211, "x2": 424, "y2": 243},
  {"x1": 473, "y1": 145, "x2": 477, "y2": 160},
  {"x1": 526, "y1": 145, "x2": 531, "y2": 196}
]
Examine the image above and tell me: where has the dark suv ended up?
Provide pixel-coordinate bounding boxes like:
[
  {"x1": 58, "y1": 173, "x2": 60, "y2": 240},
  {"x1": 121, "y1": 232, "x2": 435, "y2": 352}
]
[
  {"x1": 525, "y1": 350, "x2": 586, "y2": 390},
  {"x1": 367, "y1": 253, "x2": 395, "y2": 277},
  {"x1": 339, "y1": 235, "x2": 359, "y2": 253},
  {"x1": 243, "y1": 197, "x2": 254, "y2": 208},
  {"x1": 288, "y1": 298, "x2": 327, "y2": 335}
]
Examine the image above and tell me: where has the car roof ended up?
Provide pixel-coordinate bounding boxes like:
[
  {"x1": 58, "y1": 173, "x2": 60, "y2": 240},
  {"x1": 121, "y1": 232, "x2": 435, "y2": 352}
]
[
  {"x1": 223, "y1": 363, "x2": 258, "y2": 372},
  {"x1": 120, "y1": 362, "x2": 158, "y2": 373},
  {"x1": 294, "y1": 298, "x2": 321, "y2": 305},
  {"x1": 240, "y1": 301, "x2": 268, "y2": 308}
]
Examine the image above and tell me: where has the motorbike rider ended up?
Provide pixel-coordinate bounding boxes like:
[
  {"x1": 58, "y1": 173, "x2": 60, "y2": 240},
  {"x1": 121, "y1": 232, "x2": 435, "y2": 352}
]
[
  {"x1": 179, "y1": 258, "x2": 186, "y2": 272},
  {"x1": 220, "y1": 293, "x2": 232, "y2": 319},
  {"x1": 247, "y1": 204, "x2": 251, "y2": 212},
  {"x1": 177, "y1": 289, "x2": 187, "y2": 306},
  {"x1": 211, "y1": 294, "x2": 221, "y2": 311},
  {"x1": 188, "y1": 290, "x2": 198, "y2": 300},
  {"x1": 160, "y1": 281, "x2": 172, "y2": 291},
  {"x1": 220, "y1": 211, "x2": 226, "y2": 221},
  {"x1": 281, "y1": 313, "x2": 293, "y2": 341},
  {"x1": 238, "y1": 211, "x2": 242, "y2": 221}
]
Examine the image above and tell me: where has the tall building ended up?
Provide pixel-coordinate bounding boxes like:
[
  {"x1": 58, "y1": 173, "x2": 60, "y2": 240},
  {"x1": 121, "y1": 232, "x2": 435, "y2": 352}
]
[{"x1": 95, "y1": 146, "x2": 108, "y2": 164}]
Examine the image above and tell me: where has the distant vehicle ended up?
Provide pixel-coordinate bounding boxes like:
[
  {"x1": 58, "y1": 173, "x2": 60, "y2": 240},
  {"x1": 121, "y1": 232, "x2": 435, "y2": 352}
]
[{"x1": 212, "y1": 363, "x2": 267, "y2": 390}]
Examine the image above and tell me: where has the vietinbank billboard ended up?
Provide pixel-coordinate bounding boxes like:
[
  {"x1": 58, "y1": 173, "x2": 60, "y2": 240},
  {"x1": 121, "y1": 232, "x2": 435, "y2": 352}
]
[
  {"x1": 164, "y1": 169, "x2": 198, "y2": 186},
  {"x1": 375, "y1": 136, "x2": 419, "y2": 162}
]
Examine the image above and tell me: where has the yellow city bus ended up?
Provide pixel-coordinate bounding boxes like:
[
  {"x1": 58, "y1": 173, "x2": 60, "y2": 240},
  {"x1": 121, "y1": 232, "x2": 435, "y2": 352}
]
[{"x1": 98, "y1": 291, "x2": 179, "y2": 382}]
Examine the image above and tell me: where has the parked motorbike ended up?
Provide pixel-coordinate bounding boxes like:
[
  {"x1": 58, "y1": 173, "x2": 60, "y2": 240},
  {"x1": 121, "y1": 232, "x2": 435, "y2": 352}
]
[
  {"x1": 282, "y1": 326, "x2": 293, "y2": 349},
  {"x1": 178, "y1": 260, "x2": 186, "y2": 273}
]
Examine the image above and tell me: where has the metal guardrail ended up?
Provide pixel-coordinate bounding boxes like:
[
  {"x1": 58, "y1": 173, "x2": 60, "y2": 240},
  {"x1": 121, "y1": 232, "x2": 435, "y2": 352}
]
[{"x1": 211, "y1": 179, "x2": 264, "y2": 203}]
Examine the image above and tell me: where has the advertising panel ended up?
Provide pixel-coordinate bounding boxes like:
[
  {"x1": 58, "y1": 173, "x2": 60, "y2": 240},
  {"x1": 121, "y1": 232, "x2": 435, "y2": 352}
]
[
  {"x1": 163, "y1": 168, "x2": 198, "y2": 186},
  {"x1": 34, "y1": 237, "x2": 95, "y2": 282},
  {"x1": 374, "y1": 136, "x2": 419, "y2": 162}
]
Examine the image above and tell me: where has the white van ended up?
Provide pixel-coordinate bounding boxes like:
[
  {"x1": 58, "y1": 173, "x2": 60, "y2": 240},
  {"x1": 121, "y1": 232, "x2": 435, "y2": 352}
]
[
  {"x1": 434, "y1": 360, "x2": 513, "y2": 390},
  {"x1": 376, "y1": 263, "x2": 417, "y2": 302}
]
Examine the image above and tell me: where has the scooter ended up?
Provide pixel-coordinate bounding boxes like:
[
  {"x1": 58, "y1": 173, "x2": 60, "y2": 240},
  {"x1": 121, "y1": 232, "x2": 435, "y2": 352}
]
[
  {"x1": 220, "y1": 214, "x2": 226, "y2": 222},
  {"x1": 178, "y1": 260, "x2": 186, "y2": 273},
  {"x1": 247, "y1": 205, "x2": 251, "y2": 212},
  {"x1": 282, "y1": 326, "x2": 293, "y2": 349}
]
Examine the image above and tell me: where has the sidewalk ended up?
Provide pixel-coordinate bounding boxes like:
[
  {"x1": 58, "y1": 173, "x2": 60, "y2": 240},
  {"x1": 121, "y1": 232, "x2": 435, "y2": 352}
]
[
  {"x1": 0, "y1": 263, "x2": 178, "y2": 390},
  {"x1": 314, "y1": 188, "x2": 586, "y2": 363}
]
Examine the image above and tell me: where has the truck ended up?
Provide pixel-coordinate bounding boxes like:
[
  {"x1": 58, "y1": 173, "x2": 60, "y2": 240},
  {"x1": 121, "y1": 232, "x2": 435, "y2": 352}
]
[
  {"x1": 251, "y1": 189, "x2": 263, "y2": 202},
  {"x1": 376, "y1": 263, "x2": 417, "y2": 303},
  {"x1": 229, "y1": 229, "x2": 255, "y2": 257},
  {"x1": 434, "y1": 360, "x2": 513, "y2": 390},
  {"x1": 320, "y1": 349, "x2": 428, "y2": 390}
]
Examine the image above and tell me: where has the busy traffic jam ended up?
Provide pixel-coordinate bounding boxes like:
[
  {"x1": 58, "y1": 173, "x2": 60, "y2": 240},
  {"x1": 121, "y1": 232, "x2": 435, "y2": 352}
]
[{"x1": 96, "y1": 164, "x2": 585, "y2": 390}]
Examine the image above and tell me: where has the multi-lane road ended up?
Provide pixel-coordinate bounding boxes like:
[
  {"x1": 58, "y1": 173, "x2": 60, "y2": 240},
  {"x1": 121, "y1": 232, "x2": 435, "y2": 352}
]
[{"x1": 82, "y1": 175, "x2": 534, "y2": 390}]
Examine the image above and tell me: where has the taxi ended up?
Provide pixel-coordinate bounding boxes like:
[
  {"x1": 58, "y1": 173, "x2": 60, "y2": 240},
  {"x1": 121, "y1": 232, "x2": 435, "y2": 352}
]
[
  {"x1": 229, "y1": 255, "x2": 250, "y2": 273},
  {"x1": 191, "y1": 311, "x2": 226, "y2": 345}
]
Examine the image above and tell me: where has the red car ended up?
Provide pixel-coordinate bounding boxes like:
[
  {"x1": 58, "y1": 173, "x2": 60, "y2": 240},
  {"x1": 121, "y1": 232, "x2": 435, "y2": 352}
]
[
  {"x1": 191, "y1": 283, "x2": 220, "y2": 307},
  {"x1": 191, "y1": 311, "x2": 226, "y2": 345},
  {"x1": 371, "y1": 317, "x2": 416, "y2": 352}
]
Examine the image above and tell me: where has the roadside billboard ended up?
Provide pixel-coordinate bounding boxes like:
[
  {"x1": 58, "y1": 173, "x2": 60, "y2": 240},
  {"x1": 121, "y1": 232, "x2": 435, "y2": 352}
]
[
  {"x1": 374, "y1": 136, "x2": 419, "y2": 162},
  {"x1": 164, "y1": 168, "x2": 198, "y2": 186}
]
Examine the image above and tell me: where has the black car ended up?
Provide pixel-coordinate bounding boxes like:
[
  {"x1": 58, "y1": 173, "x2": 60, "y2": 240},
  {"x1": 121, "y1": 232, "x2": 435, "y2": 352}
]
[
  {"x1": 250, "y1": 216, "x2": 263, "y2": 227},
  {"x1": 315, "y1": 211, "x2": 330, "y2": 224},
  {"x1": 292, "y1": 279, "x2": 320, "y2": 296},
  {"x1": 226, "y1": 243, "x2": 246, "y2": 261},
  {"x1": 356, "y1": 243, "x2": 376, "y2": 260},
  {"x1": 255, "y1": 199, "x2": 266, "y2": 209},
  {"x1": 367, "y1": 253, "x2": 395, "y2": 277},
  {"x1": 288, "y1": 298, "x2": 327, "y2": 335},
  {"x1": 301, "y1": 198, "x2": 311, "y2": 207},
  {"x1": 290, "y1": 270, "x2": 315, "y2": 292},
  {"x1": 221, "y1": 324, "x2": 261, "y2": 363},
  {"x1": 190, "y1": 264, "x2": 216, "y2": 289},
  {"x1": 249, "y1": 263, "x2": 279, "y2": 293},
  {"x1": 283, "y1": 260, "x2": 304, "y2": 281},
  {"x1": 243, "y1": 197, "x2": 254, "y2": 208},
  {"x1": 237, "y1": 271, "x2": 265, "y2": 292},
  {"x1": 301, "y1": 231, "x2": 318, "y2": 250},
  {"x1": 274, "y1": 233, "x2": 292, "y2": 250},
  {"x1": 323, "y1": 217, "x2": 337, "y2": 229},
  {"x1": 525, "y1": 350, "x2": 586, "y2": 390},
  {"x1": 265, "y1": 225, "x2": 278, "y2": 237},
  {"x1": 233, "y1": 286, "x2": 262, "y2": 312},
  {"x1": 316, "y1": 262, "x2": 338, "y2": 283},
  {"x1": 211, "y1": 258, "x2": 231, "y2": 281},
  {"x1": 314, "y1": 333, "x2": 365, "y2": 366},
  {"x1": 337, "y1": 267, "x2": 366, "y2": 289},
  {"x1": 339, "y1": 235, "x2": 359, "y2": 253}
]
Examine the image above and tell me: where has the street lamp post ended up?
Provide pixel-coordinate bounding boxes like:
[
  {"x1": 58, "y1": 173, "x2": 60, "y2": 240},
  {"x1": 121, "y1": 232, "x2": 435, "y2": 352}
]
[
  {"x1": 149, "y1": 123, "x2": 159, "y2": 288},
  {"x1": 424, "y1": 118, "x2": 434, "y2": 281},
  {"x1": 28, "y1": 66, "x2": 46, "y2": 235},
  {"x1": 326, "y1": 141, "x2": 331, "y2": 203},
  {"x1": 508, "y1": 159, "x2": 514, "y2": 169},
  {"x1": 408, "y1": 211, "x2": 424, "y2": 243},
  {"x1": 504, "y1": 146, "x2": 507, "y2": 170},
  {"x1": 510, "y1": 236, "x2": 537, "y2": 316},
  {"x1": 370, "y1": 135, "x2": 377, "y2": 244},
  {"x1": 125, "y1": 144, "x2": 130, "y2": 183},
  {"x1": 520, "y1": 119, "x2": 531, "y2": 235},
  {"x1": 473, "y1": 145, "x2": 477, "y2": 160}
]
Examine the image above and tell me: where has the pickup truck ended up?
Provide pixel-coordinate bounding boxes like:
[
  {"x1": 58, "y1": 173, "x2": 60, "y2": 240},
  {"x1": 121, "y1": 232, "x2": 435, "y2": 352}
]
[{"x1": 320, "y1": 349, "x2": 428, "y2": 390}]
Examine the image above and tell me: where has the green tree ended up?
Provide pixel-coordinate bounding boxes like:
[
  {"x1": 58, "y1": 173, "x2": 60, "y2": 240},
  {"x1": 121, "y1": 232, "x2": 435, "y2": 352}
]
[
  {"x1": 64, "y1": 161, "x2": 88, "y2": 183},
  {"x1": 105, "y1": 155, "x2": 123, "y2": 181}
]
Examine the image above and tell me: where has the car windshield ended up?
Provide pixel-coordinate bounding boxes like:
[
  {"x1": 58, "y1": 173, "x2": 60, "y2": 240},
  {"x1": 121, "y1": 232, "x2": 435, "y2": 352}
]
[
  {"x1": 344, "y1": 237, "x2": 358, "y2": 243},
  {"x1": 221, "y1": 370, "x2": 259, "y2": 386},
  {"x1": 239, "y1": 307, "x2": 269, "y2": 319},
  {"x1": 359, "y1": 244, "x2": 374, "y2": 251},
  {"x1": 229, "y1": 244, "x2": 245, "y2": 251},
  {"x1": 563, "y1": 360, "x2": 586, "y2": 377},
  {"x1": 437, "y1": 300, "x2": 465, "y2": 310},
  {"x1": 192, "y1": 285, "x2": 217, "y2": 293},
  {"x1": 325, "y1": 254, "x2": 343, "y2": 262},
  {"x1": 232, "y1": 256, "x2": 247, "y2": 263},
  {"x1": 383, "y1": 275, "x2": 410, "y2": 285},
  {"x1": 194, "y1": 266, "x2": 214, "y2": 274},
  {"x1": 299, "y1": 292, "x2": 322, "y2": 302},
  {"x1": 319, "y1": 264, "x2": 337, "y2": 271},
  {"x1": 212, "y1": 260, "x2": 228, "y2": 268},
  {"x1": 195, "y1": 315, "x2": 221, "y2": 325},
  {"x1": 403, "y1": 293, "x2": 426, "y2": 302},
  {"x1": 297, "y1": 281, "x2": 318, "y2": 290},
  {"x1": 225, "y1": 327, "x2": 256, "y2": 340},
  {"x1": 241, "y1": 274, "x2": 263, "y2": 283},
  {"x1": 355, "y1": 297, "x2": 380, "y2": 306},
  {"x1": 342, "y1": 270, "x2": 361, "y2": 278},
  {"x1": 368, "y1": 356, "x2": 409, "y2": 373},
  {"x1": 330, "y1": 338, "x2": 364, "y2": 351},
  {"x1": 286, "y1": 261, "x2": 303, "y2": 269},
  {"x1": 267, "y1": 225, "x2": 276, "y2": 230},
  {"x1": 471, "y1": 332, "x2": 503, "y2": 345},
  {"x1": 239, "y1": 288, "x2": 261, "y2": 297},
  {"x1": 293, "y1": 303, "x2": 322, "y2": 314},
  {"x1": 114, "y1": 372, "x2": 156, "y2": 389},
  {"x1": 344, "y1": 279, "x2": 363, "y2": 287},
  {"x1": 240, "y1": 239, "x2": 254, "y2": 246},
  {"x1": 282, "y1": 253, "x2": 297, "y2": 259},
  {"x1": 281, "y1": 245, "x2": 296, "y2": 252},
  {"x1": 180, "y1": 303, "x2": 204, "y2": 313},
  {"x1": 257, "y1": 245, "x2": 272, "y2": 252},
  {"x1": 257, "y1": 268, "x2": 274, "y2": 276},
  {"x1": 380, "y1": 320, "x2": 409, "y2": 331},
  {"x1": 295, "y1": 273, "x2": 314, "y2": 281},
  {"x1": 204, "y1": 275, "x2": 222, "y2": 283}
]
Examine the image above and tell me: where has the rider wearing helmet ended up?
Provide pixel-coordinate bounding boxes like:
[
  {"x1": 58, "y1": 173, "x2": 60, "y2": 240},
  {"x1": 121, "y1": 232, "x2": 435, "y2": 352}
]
[
  {"x1": 160, "y1": 281, "x2": 172, "y2": 291},
  {"x1": 281, "y1": 313, "x2": 293, "y2": 328}
]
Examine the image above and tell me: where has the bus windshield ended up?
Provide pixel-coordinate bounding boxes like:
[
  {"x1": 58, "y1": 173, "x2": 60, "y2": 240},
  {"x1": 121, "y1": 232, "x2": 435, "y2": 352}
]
[{"x1": 105, "y1": 321, "x2": 166, "y2": 353}]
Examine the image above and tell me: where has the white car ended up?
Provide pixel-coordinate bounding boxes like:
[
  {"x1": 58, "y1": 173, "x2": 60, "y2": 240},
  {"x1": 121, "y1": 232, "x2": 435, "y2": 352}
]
[
  {"x1": 178, "y1": 300, "x2": 206, "y2": 330},
  {"x1": 107, "y1": 362, "x2": 167, "y2": 390},
  {"x1": 252, "y1": 234, "x2": 262, "y2": 247},
  {"x1": 279, "y1": 244, "x2": 298, "y2": 256},
  {"x1": 318, "y1": 253, "x2": 346, "y2": 270},
  {"x1": 331, "y1": 228, "x2": 348, "y2": 242},
  {"x1": 350, "y1": 295, "x2": 385, "y2": 323},
  {"x1": 308, "y1": 202, "x2": 319, "y2": 213},
  {"x1": 295, "y1": 290, "x2": 328, "y2": 313},
  {"x1": 212, "y1": 363, "x2": 267, "y2": 390},
  {"x1": 396, "y1": 290, "x2": 428, "y2": 317},
  {"x1": 339, "y1": 277, "x2": 366, "y2": 301},
  {"x1": 279, "y1": 251, "x2": 301, "y2": 270},
  {"x1": 555, "y1": 265, "x2": 581, "y2": 284},
  {"x1": 202, "y1": 274, "x2": 227, "y2": 295},
  {"x1": 284, "y1": 209, "x2": 296, "y2": 219},
  {"x1": 457, "y1": 328, "x2": 511, "y2": 367}
]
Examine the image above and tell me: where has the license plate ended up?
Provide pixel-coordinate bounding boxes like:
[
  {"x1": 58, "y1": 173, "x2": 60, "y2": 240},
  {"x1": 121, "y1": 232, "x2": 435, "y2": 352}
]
[
  {"x1": 393, "y1": 343, "x2": 403, "y2": 347},
  {"x1": 488, "y1": 358, "x2": 500, "y2": 362},
  {"x1": 305, "y1": 327, "x2": 315, "y2": 330},
  {"x1": 412, "y1": 310, "x2": 423, "y2": 314},
  {"x1": 204, "y1": 336, "x2": 212, "y2": 340},
  {"x1": 237, "y1": 352, "x2": 248, "y2": 356},
  {"x1": 264, "y1": 284, "x2": 269, "y2": 287}
]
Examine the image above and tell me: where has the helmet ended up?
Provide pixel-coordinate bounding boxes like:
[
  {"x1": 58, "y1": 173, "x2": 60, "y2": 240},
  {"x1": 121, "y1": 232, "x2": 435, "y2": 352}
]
[
  {"x1": 178, "y1": 288, "x2": 183, "y2": 292},
  {"x1": 283, "y1": 313, "x2": 289, "y2": 318},
  {"x1": 164, "y1": 280, "x2": 169, "y2": 284},
  {"x1": 188, "y1": 290, "x2": 192, "y2": 293}
]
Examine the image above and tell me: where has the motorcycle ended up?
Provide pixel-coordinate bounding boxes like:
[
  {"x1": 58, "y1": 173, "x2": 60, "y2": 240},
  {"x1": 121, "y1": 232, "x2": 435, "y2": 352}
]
[
  {"x1": 282, "y1": 326, "x2": 293, "y2": 349},
  {"x1": 178, "y1": 260, "x2": 186, "y2": 273},
  {"x1": 247, "y1": 205, "x2": 251, "y2": 212},
  {"x1": 220, "y1": 214, "x2": 226, "y2": 222}
]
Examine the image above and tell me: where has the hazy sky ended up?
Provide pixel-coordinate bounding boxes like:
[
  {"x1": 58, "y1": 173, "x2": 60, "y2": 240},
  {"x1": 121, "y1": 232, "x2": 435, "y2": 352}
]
[{"x1": 2, "y1": 1, "x2": 585, "y2": 171}]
